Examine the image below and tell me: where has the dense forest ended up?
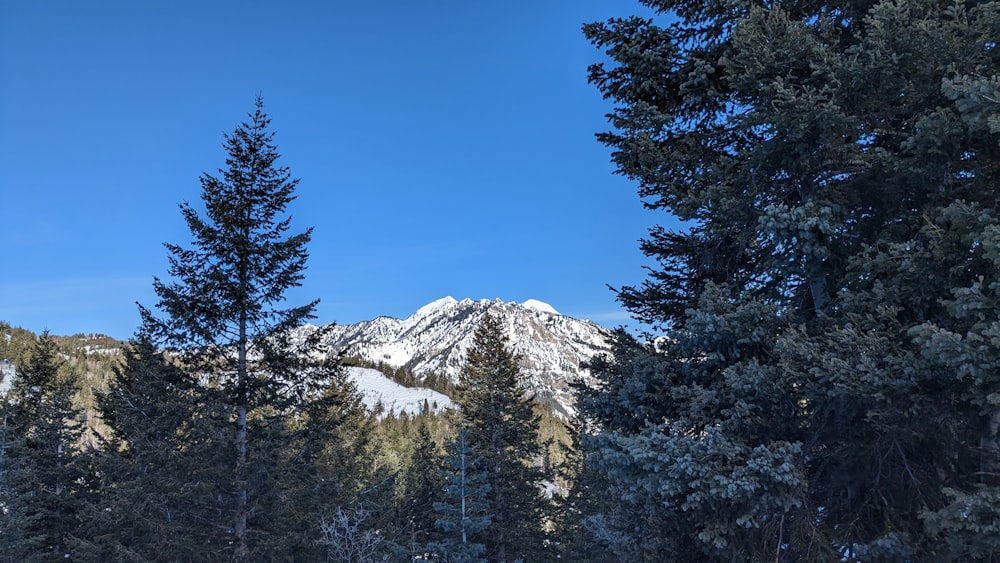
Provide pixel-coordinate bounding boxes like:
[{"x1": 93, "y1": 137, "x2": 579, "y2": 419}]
[{"x1": 2, "y1": 0, "x2": 999, "y2": 560}]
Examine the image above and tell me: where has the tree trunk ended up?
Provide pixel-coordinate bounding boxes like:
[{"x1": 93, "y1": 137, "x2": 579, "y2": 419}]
[
  {"x1": 235, "y1": 293, "x2": 249, "y2": 557},
  {"x1": 234, "y1": 404, "x2": 248, "y2": 557},
  {"x1": 981, "y1": 409, "x2": 1000, "y2": 482},
  {"x1": 806, "y1": 256, "x2": 831, "y2": 313},
  {"x1": 460, "y1": 443, "x2": 468, "y2": 545}
]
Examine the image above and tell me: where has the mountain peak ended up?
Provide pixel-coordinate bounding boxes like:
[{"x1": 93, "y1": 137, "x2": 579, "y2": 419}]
[
  {"x1": 412, "y1": 296, "x2": 457, "y2": 318},
  {"x1": 521, "y1": 299, "x2": 559, "y2": 315},
  {"x1": 317, "y1": 296, "x2": 611, "y2": 417}
]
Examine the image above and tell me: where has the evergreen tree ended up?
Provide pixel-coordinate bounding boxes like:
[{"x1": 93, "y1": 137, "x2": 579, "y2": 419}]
[
  {"x1": 127, "y1": 96, "x2": 364, "y2": 558},
  {"x1": 581, "y1": 0, "x2": 999, "y2": 559},
  {"x1": 549, "y1": 414, "x2": 619, "y2": 562},
  {"x1": 267, "y1": 370, "x2": 376, "y2": 561},
  {"x1": 0, "y1": 407, "x2": 11, "y2": 554},
  {"x1": 397, "y1": 422, "x2": 446, "y2": 558},
  {"x1": 0, "y1": 332, "x2": 87, "y2": 561},
  {"x1": 432, "y1": 425, "x2": 490, "y2": 563},
  {"x1": 79, "y1": 334, "x2": 230, "y2": 561},
  {"x1": 454, "y1": 312, "x2": 547, "y2": 562}
]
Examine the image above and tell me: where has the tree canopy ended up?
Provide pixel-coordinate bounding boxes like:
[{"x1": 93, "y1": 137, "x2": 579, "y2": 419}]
[
  {"x1": 103, "y1": 97, "x2": 370, "y2": 559},
  {"x1": 0, "y1": 333, "x2": 87, "y2": 562},
  {"x1": 579, "y1": 0, "x2": 1000, "y2": 559},
  {"x1": 453, "y1": 312, "x2": 547, "y2": 562}
]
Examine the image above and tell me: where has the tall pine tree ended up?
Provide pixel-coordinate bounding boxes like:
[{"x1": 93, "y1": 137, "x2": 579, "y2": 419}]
[
  {"x1": 396, "y1": 421, "x2": 446, "y2": 558},
  {"x1": 130, "y1": 96, "x2": 365, "y2": 558},
  {"x1": 454, "y1": 312, "x2": 547, "y2": 562},
  {"x1": 432, "y1": 425, "x2": 491, "y2": 563},
  {"x1": 581, "y1": 0, "x2": 999, "y2": 559}
]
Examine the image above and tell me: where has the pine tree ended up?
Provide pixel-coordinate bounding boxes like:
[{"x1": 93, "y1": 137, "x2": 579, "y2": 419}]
[
  {"x1": 79, "y1": 334, "x2": 229, "y2": 561},
  {"x1": 266, "y1": 369, "x2": 375, "y2": 560},
  {"x1": 361, "y1": 408, "x2": 459, "y2": 559},
  {"x1": 432, "y1": 425, "x2": 490, "y2": 563},
  {"x1": 0, "y1": 323, "x2": 36, "y2": 372},
  {"x1": 0, "y1": 408, "x2": 12, "y2": 555},
  {"x1": 454, "y1": 312, "x2": 547, "y2": 562},
  {"x1": 398, "y1": 422, "x2": 446, "y2": 558},
  {"x1": 549, "y1": 414, "x2": 619, "y2": 562},
  {"x1": 582, "y1": 0, "x2": 999, "y2": 559},
  {"x1": 0, "y1": 332, "x2": 87, "y2": 561},
  {"x1": 131, "y1": 96, "x2": 363, "y2": 558}
]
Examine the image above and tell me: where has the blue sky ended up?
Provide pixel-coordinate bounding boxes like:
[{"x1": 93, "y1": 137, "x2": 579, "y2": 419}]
[{"x1": 1, "y1": 1, "x2": 668, "y2": 340}]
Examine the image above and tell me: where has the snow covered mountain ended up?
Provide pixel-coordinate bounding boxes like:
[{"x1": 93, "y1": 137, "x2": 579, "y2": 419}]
[{"x1": 302, "y1": 297, "x2": 613, "y2": 417}]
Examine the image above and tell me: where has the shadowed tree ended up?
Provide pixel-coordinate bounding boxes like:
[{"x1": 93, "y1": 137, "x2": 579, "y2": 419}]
[
  {"x1": 396, "y1": 422, "x2": 446, "y2": 558},
  {"x1": 453, "y1": 312, "x2": 547, "y2": 562},
  {"x1": 131, "y1": 97, "x2": 365, "y2": 558},
  {"x1": 0, "y1": 333, "x2": 88, "y2": 561},
  {"x1": 580, "y1": 0, "x2": 1000, "y2": 559},
  {"x1": 431, "y1": 425, "x2": 490, "y2": 563}
]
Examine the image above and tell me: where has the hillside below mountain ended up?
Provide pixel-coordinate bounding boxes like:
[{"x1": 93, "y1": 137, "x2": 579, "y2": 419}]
[{"x1": 300, "y1": 297, "x2": 613, "y2": 417}]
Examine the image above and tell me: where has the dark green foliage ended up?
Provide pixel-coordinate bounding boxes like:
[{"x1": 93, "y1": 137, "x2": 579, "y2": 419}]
[
  {"x1": 922, "y1": 485, "x2": 1000, "y2": 560},
  {"x1": 582, "y1": 0, "x2": 1000, "y2": 559},
  {"x1": 363, "y1": 408, "x2": 458, "y2": 560},
  {"x1": 0, "y1": 327, "x2": 123, "y2": 446},
  {"x1": 0, "y1": 323, "x2": 37, "y2": 371},
  {"x1": 87, "y1": 97, "x2": 373, "y2": 559},
  {"x1": 264, "y1": 370, "x2": 376, "y2": 560},
  {"x1": 79, "y1": 335, "x2": 233, "y2": 561},
  {"x1": 432, "y1": 425, "x2": 491, "y2": 563},
  {"x1": 549, "y1": 415, "x2": 619, "y2": 562},
  {"x1": 397, "y1": 423, "x2": 446, "y2": 557},
  {"x1": 142, "y1": 95, "x2": 316, "y2": 356},
  {"x1": 0, "y1": 333, "x2": 88, "y2": 562},
  {"x1": 453, "y1": 313, "x2": 547, "y2": 562}
]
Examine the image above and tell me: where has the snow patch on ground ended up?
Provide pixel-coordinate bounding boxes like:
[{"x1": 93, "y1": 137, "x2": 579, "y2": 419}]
[{"x1": 346, "y1": 366, "x2": 454, "y2": 418}]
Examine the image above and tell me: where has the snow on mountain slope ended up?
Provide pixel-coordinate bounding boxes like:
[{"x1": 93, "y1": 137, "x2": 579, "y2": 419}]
[
  {"x1": 0, "y1": 360, "x2": 14, "y2": 395},
  {"x1": 302, "y1": 297, "x2": 612, "y2": 417},
  {"x1": 346, "y1": 366, "x2": 453, "y2": 418},
  {"x1": 522, "y1": 299, "x2": 559, "y2": 315}
]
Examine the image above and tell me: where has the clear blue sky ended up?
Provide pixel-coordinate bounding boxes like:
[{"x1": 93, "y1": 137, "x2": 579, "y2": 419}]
[{"x1": 1, "y1": 1, "x2": 667, "y2": 340}]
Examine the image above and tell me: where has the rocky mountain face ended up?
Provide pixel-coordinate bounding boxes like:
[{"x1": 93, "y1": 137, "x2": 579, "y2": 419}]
[{"x1": 300, "y1": 297, "x2": 613, "y2": 417}]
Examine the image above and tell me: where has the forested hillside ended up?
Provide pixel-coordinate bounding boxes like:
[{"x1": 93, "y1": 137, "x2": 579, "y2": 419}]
[{"x1": 0, "y1": 324, "x2": 121, "y2": 444}]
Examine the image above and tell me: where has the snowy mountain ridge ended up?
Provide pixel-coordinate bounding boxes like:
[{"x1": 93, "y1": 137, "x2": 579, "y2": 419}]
[{"x1": 301, "y1": 297, "x2": 613, "y2": 417}]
